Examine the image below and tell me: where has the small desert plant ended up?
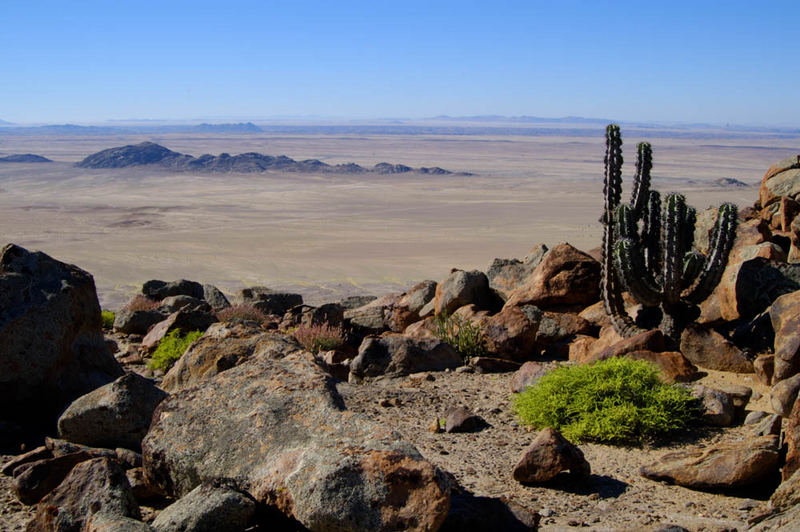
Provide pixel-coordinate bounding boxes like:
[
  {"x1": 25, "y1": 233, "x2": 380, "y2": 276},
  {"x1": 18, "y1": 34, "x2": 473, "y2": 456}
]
[
  {"x1": 124, "y1": 294, "x2": 162, "y2": 312},
  {"x1": 216, "y1": 303, "x2": 267, "y2": 324},
  {"x1": 101, "y1": 310, "x2": 115, "y2": 329},
  {"x1": 293, "y1": 323, "x2": 346, "y2": 354},
  {"x1": 513, "y1": 357, "x2": 699, "y2": 445},
  {"x1": 149, "y1": 329, "x2": 204, "y2": 371},
  {"x1": 433, "y1": 311, "x2": 487, "y2": 359}
]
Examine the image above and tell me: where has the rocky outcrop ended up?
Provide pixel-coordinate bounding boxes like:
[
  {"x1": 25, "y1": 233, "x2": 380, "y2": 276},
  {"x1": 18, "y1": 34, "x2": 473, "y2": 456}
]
[
  {"x1": 143, "y1": 347, "x2": 450, "y2": 531},
  {"x1": 57, "y1": 373, "x2": 167, "y2": 451},
  {"x1": 504, "y1": 243, "x2": 600, "y2": 309},
  {"x1": 349, "y1": 335, "x2": 461, "y2": 380},
  {"x1": 344, "y1": 293, "x2": 400, "y2": 335},
  {"x1": 513, "y1": 427, "x2": 590, "y2": 483},
  {"x1": 640, "y1": 435, "x2": 780, "y2": 490},
  {"x1": 0, "y1": 244, "x2": 123, "y2": 429}
]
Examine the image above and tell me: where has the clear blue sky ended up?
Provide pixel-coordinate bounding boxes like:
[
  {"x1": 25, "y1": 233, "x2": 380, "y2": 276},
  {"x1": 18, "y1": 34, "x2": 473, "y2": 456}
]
[{"x1": 2, "y1": 0, "x2": 798, "y2": 125}]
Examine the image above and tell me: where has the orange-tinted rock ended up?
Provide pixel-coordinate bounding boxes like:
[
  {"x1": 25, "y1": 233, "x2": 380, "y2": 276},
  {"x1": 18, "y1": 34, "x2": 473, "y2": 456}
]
[
  {"x1": 783, "y1": 396, "x2": 800, "y2": 481},
  {"x1": 481, "y1": 305, "x2": 540, "y2": 361},
  {"x1": 781, "y1": 197, "x2": 800, "y2": 232},
  {"x1": 404, "y1": 316, "x2": 437, "y2": 339},
  {"x1": 590, "y1": 329, "x2": 666, "y2": 363},
  {"x1": 567, "y1": 335, "x2": 599, "y2": 365},
  {"x1": 679, "y1": 324, "x2": 754, "y2": 373},
  {"x1": 770, "y1": 290, "x2": 800, "y2": 382},
  {"x1": 509, "y1": 361, "x2": 555, "y2": 393},
  {"x1": 486, "y1": 244, "x2": 548, "y2": 299},
  {"x1": 386, "y1": 280, "x2": 437, "y2": 332},
  {"x1": 625, "y1": 350, "x2": 698, "y2": 383},
  {"x1": 754, "y1": 354, "x2": 775, "y2": 386},
  {"x1": 504, "y1": 243, "x2": 600, "y2": 309},
  {"x1": 513, "y1": 427, "x2": 590, "y2": 483},
  {"x1": 760, "y1": 155, "x2": 800, "y2": 209}
]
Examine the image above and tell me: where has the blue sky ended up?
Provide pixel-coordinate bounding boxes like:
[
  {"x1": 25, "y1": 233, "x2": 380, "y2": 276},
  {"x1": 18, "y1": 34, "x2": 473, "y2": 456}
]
[{"x1": 1, "y1": 0, "x2": 798, "y2": 125}]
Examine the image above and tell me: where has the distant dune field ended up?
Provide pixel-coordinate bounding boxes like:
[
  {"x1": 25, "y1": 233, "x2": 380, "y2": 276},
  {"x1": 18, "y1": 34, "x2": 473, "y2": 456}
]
[{"x1": 0, "y1": 131, "x2": 789, "y2": 309}]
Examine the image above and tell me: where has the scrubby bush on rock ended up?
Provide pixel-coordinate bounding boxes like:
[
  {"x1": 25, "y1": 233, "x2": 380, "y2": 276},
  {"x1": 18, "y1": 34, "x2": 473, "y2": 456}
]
[
  {"x1": 293, "y1": 323, "x2": 346, "y2": 353},
  {"x1": 513, "y1": 357, "x2": 699, "y2": 444},
  {"x1": 215, "y1": 303, "x2": 267, "y2": 325},
  {"x1": 433, "y1": 311, "x2": 487, "y2": 359}
]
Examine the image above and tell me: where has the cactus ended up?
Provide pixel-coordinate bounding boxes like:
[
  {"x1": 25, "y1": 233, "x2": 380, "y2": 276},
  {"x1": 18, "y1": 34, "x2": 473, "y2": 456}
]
[{"x1": 601, "y1": 124, "x2": 738, "y2": 345}]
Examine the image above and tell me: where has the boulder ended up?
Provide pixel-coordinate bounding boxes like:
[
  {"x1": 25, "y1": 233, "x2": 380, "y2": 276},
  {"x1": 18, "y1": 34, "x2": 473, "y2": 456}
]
[
  {"x1": 679, "y1": 324, "x2": 754, "y2": 373},
  {"x1": 387, "y1": 280, "x2": 437, "y2": 332},
  {"x1": 143, "y1": 348, "x2": 450, "y2": 531},
  {"x1": 624, "y1": 351, "x2": 698, "y2": 383},
  {"x1": 439, "y1": 489, "x2": 540, "y2": 531},
  {"x1": 770, "y1": 290, "x2": 800, "y2": 382},
  {"x1": 759, "y1": 155, "x2": 800, "y2": 210},
  {"x1": 589, "y1": 329, "x2": 667, "y2": 363},
  {"x1": 0, "y1": 244, "x2": 123, "y2": 429},
  {"x1": 444, "y1": 407, "x2": 487, "y2": 433},
  {"x1": 151, "y1": 483, "x2": 256, "y2": 532},
  {"x1": 140, "y1": 309, "x2": 217, "y2": 352},
  {"x1": 486, "y1": 244, "x2": 548, "y2": 299},
  {"x1": 162, "y1": 324, "x2": 303, "y2": 393},
  {"x1": 753, "y1": 469, "x2": 800, "y2": 531},
  {"x1": 84, "y1": 513, "x2": 152, "y2": 532},
  {"x1": 752, "y1": 414, "x2": 782, "y2": 437},
  {"x1": 158, "y1": 295, "x2": 210, "y2": 313},
  {"x1": 481, "y1": 305, "x2": 540, "y2": 361},
  {"x1": 512, "y1": 427, "x2": 590, "y2": 483},
  {"x1": 640, "y1": 435, "x2": 780, "y2": 490},
  {"x1": 240, "y1": 286, "x2": 303, "y2": 315},
  {"x1": 771, "y1": 373, "x2": 800, "y2": 417},
  {"x1": 13, "y1": 451, "x2": 93, "y2": 505},
  {"x1": 349, "y1": 335, "x2": 461, "y2": 380},
  {"x1": 783, "y1": 396, "x2": 800, "y2": 481},
  {"x1": 202, "y1": 284, "x2": 230, "y2": 310},
  {"x1": 535, "y1": 310, "x2": 595, "y2": 348},
  {"x1": 27, "y1": 457, "x2": 140, "y2": 531},
  {"x1": 718, "y1": 258, "x2": 800, "y2": 321},
  {"x1": 504, "y1": 243, "x2": 600, "y2": 309},
  {"x1": 142, "y1": 279, "x2": 204, "y2": 300},
  {"x1": 344, "y1": 293, "x2": 401, "y2": 335},
  {"x1": 57, "y1": 373, "x2": 167, "y2": 451},
  {"x1": 299, "y1": 302, "x2": 345, "y2": 328},
  {"x1": 113, "y1": 308, "x2": 166, "y2": 335},
  {"x1": 754, "y1": 354, "x2": 775, "y2": 385},
  {"x1": 339, "y1": 295, "x2": 378, "y2": 309},
  {"x1": 434, "y1": 269, "x2": 498, "y2": 315},
  {"x1": 1, "y1": 445, "x2": 51, "y2": 476},
  {"x1": 510, "y1": 361, "x2": 554, "y2": 393},
  {"x1": 404, "y1": 316, "x2": 437, "y2": 339}
]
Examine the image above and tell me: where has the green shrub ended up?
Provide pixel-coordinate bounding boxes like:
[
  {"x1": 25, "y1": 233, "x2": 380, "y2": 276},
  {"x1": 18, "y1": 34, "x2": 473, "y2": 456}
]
[
  {"x1": 433, "y1": 311, "x2": 487, "y2": 359},
  {"x1": 149, "y1": 329, "x2": 204, "y2": 371},
  {"x1": 293, "y1": 323, "x2": 346, "y2": 354},
  {"x1": 101, "y1": 310, "x2": 115, "y2": 329},
  {"x1": 513, "y1": 357, "x2": 699, "y2": 444}
]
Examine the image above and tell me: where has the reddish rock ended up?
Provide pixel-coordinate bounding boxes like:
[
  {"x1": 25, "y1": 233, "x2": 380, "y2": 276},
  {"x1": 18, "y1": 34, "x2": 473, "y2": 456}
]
[
  {"x1": 1, "y1": 446, "x2": 51, "y2": 476},
  {"x1": 754, "y1": 354, "x2": 775, "y2": 386},
  {"x1": 590, "y1": 329, "x2": 666, "y2": 363},
  {"x1": 679, "y1": 324, "x2": 754, "y2": 373},
  {"x1": 567, "y1": 335, "x2": 599, "y2": 365},
  {"x1": 387, "y1": 280, "x2": 437, "y2": 332},
  {"x1": 510, "y1": 361, "x2": 555, "y2": 393},
  {"x1": 783, "y1": 396, "x2": 800, "y2": 481},
  {"x1": 344, "y1": 292, "x2": 401, "y2": 335},
  {"x1": 770, "y1": 290, "x2": 800, "y2": 382},
  {"x1": 504, "y1": 243, "x2": 600, "y2": 309},
  {"x1": 512, "y1": 427, "x2": 590, "y2": 483},
  {"x1": 625, "y1": 351, "x2": 698, "y2": 383},
  {"x1": 759, "y1": 155, "x2": 800, "y2": 210},
  {"x1": 772, "y1": 373, "x2": 800, "y2": 417},
  {"x1": 403, "y1": 316, "x2": 437, "y2": 339},
  {"x1": 691, "y1": 385, "x2": 736, "y2": 427},
  {"x1": 485, "y1": 244, "x2": 549, "y2": 299},
  {"x1": 13, "y1": 452, "x2": 93, "y2": 505},
  {"x1": 481, "y1": 305, "x2": 540, "y2": 361},
  {"x1": 781, "y1": 197, "x2": 800, "y2": 232},
  {"x1": 641, "y1": 435, "x2": 780, "y2": 490},
  {"x1": 790, "y1": 215, "x2": 800, "y2": 263}
]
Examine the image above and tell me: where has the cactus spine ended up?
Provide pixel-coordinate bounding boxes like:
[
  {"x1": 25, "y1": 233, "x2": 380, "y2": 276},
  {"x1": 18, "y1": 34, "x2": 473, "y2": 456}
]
[{"x1": 600, "y1": 124, "x2": 738, "y2": 345}]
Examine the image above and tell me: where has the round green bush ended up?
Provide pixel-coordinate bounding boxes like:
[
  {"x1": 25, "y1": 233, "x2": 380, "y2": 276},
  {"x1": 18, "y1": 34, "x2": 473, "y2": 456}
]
[
  {"x1": 513, "y1": 357, "x2": 699, "y2": 444},
  {"x1": 101, "y1": 310, "x2": 116, "y2": 329}
]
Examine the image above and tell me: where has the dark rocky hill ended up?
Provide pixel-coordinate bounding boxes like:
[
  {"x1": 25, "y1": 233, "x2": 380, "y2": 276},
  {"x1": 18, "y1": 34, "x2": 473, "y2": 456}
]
[
  {"x1": 0, "y1": 154, "x2": 52, "y2": 163},
  {"x1": 76, "y1": 142, "x2": 464, "y2": 175}
]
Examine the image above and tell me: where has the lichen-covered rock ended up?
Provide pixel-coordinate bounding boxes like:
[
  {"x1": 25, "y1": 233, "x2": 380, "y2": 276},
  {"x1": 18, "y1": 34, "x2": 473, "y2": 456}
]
[
  {"x1": 83, "y1": 513, "x2": 153, "y2": 532},
  {"x1": 344, "y1": 293, "x2": 401, "y2": 335},
  {"x1": 513, "y1": 427, "x2": 590, "y2": 483},
  {"x1": 718, "y1": 258, "x2": 800, "y2": 321},
  {"x1": 690, "y1": 385, "x2": 736, "y2": 427},
  {"x1": 349, "y1": 334, "x2": 461, "y2": 380},
  {"x1": 13, "y1": 451, "x2": 94, "y2": 505},
  {"x1": 142, "y1": 347, "x2": 450, "y2": 531},
  {"x1": 202, "y1": 284, "x2": 230, "y2": 310},
  {"x1": 0, "y1": 244, "x2": 123, "y2": 430},
  {"x1": 57, "y1": 373, "x2": 167, "y2": 451},
  {"x1": 640, "y1": 435, "x2": 780, "y2": 490},
  {"x1": 151, "y1": 483, "x2": 256, "y2": 532}
]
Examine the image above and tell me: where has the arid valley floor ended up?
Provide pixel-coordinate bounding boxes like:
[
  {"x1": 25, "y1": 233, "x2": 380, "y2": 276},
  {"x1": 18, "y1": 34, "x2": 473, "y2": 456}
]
[{"x1": 0, "y1": 125, "x2": 782, "y2": 311}]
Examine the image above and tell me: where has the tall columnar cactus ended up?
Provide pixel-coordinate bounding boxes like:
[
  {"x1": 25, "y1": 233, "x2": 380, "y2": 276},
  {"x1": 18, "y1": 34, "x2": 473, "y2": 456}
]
[{"x1": 601, "y1": 124, "x2": 738, "y2": 345}]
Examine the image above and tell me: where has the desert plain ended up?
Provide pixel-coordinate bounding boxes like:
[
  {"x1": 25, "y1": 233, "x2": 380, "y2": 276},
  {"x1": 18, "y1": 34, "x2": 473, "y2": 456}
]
[{"x1": 0, "y1": 124, "x2": 791, "y2": 311}]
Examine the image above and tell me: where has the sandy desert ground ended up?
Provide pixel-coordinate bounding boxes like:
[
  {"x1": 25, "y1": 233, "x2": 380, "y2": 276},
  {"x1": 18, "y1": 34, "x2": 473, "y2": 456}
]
[{"x1": 0, "y1": 130, "x2": 791, "y2": 310}]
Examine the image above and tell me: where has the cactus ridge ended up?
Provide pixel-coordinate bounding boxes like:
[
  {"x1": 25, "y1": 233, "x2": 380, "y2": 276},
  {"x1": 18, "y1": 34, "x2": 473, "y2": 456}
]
[{"x1": 599, "y1": 125, "x2": 738, "y2": 344}]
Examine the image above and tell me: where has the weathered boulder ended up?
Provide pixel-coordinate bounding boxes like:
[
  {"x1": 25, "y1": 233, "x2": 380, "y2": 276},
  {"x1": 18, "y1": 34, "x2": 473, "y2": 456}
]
[
  {"x1": 770, "y1": 290, "x2": 800, "y2": 382},
  {"x1": 113, "y1": 308, "x2": 166, "y2": 335},
  {"x1": 143, "y1": 348, "x2": 451, "y2": 531},
  {"x1": 202, "y1": 284, "x2": 230, "y2": 310},
  {"x1": 299, "y1": 302, "x2": 345, "y2": 328},
  {"x1": 13, "y1": 451, "x2": 94, "y2": 505},
  {"x1": 771, "y1": 373, "x2": 800, "y2": 417},
  {"x1": 151, "y1": 483, "x2": 256, "y2": 532},
  {"x1": 624, "y1": 351, "x2": 698, "y2": 383},
  {"x1": 486, "y1": 244, "x2": 548, "y2": 299},
  {"x1": 504, "y1": 243, "x2": 600, "y2": 309},
  {"x1": 349, "y1": 334, "x2": 461, "y2": 380},
  {"x1": 759, "y1": 155, "x2": 800, "y2": 210},
  {"x1": 535, "y1": 310, "x2": 595, "y2": 348},
  {"x1": 161, "y1": 323, "x2": 303, "y2": 393},
  {"x1": 481, "y1": 305, "x2": 540, "y2": 361},
  {"x1": 444, "y1": 407, "x2": 487, "y2": 433},
  {"x1": 27, "y1": 457, "x2": 140, "y2": 532},
  {"x1": 679, "y1": 324, "x2": 753, "y2": 373},
  {"x1": 512, "y1": 427, "x2": 590, "y2": 483},
  {"x1": 240, "y1": 286, "x2": 303, "y2": 315},
  {"x1": 143, "y1": 279, "x2": 204, "y2": 301},
  {"x1": 57, "y1": 373, "x2": 167, "y2": 451},
  {"x1": 1, "y1": 445, "x2": 51, "y2": 476},
  {"x1": 387, "y1": 280, "x2": 437, "y2": 332},
  {"x1": 434, "y1": 269, "x2": 498, "y2": 315},
  {"x1": 0, "y1": 244, "x2": 123, "y2": 428},
  {"x1": 718, "y1": 258, "x2": 800, "y2": 321},
  {"x1": 140, "y1": 309, "x2": 217, "y2": 352},
  {"x1": 588, "y1": 329, "x2": 667, "y2": 363},
  {"x1": 344, "y1": 293, "x2": 401, "y2": 335},
  {"x1": 640, "y1": 435, "x2": 780, "y2": 490}
]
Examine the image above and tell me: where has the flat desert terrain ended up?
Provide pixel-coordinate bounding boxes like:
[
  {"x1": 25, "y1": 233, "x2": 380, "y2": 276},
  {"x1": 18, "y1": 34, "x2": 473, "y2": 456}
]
[{"x1": 0, "y1": 129, "x2": 791, "y2": 309}]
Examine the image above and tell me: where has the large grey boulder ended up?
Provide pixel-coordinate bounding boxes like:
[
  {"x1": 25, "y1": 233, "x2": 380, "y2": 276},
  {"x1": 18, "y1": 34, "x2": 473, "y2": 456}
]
[
  {"x1": 349, "y1": 334, "x2": 462, "y2": 379},
  {"x1": 142, "y1": 279, "x2": 204, "y2": 300},
  {"x1": 57, "y1": 373, "x2": 168, "y2": 450},
  {"x1": 113, "y1": 308, "x2": 166, "y2": 335},
  {"x1": 202, "y1": 284, "x2": 230, "y2": 310},
  {"x1": 0, "y1": 244, "x2": 123, "y2": 428},
  {"x1": 434, "y1": 269, "x2": 498, "y2": 315},
  {"x1": 151, "y1": 483, "x2": 256, "y2": 532},
  {"x1": 143, "y1": 347, "x2": 450, "y2": 531},
  {"x1": 486, "y1": 244, "x2": 548, "y2": 300}
]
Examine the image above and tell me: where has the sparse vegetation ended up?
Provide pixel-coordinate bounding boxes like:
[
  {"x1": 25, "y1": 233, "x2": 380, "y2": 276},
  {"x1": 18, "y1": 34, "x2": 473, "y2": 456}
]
[
  {"x1": 101, "y1": 310, "x2": 115, "y2": 329},
  {"x1": 149, "y1": 329, "x2": 204, "y2": 371},
  {"x1": 293, "y1": 323, "x2": 346, "y2": 354},
  {"x1": 124, "y1": 294, "x2": 162, "y2": 312},
  {"x1": 433, "y1": 311, "x2": 487, "y2": 359},
  {"x1": 216, "y1": 303, "x2": 267, "y2": 324},
  {"x1": 513, "y1": 357, "x2": 699, "y2": 444}
]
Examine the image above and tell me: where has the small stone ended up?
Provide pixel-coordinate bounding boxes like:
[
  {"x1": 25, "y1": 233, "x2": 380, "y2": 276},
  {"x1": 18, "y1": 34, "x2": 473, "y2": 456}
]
[
  {"x1": 513, "y1": 427, "x2": 590, "y2": 483},
  {"x1": 445, "y1": 406, "x2": 487, "y2": 433}
]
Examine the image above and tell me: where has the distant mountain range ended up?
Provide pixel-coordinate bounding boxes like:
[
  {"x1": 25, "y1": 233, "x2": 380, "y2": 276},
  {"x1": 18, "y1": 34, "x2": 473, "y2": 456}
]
[
  {"x1": 76, "y1": 142, "x2": 460, "y2": 175},
  {"x1": 0, "y1": 122, "x2": 263, "y2": 135},
  {"x1": 0, "y1": 153, "x2": 52, "y2": 163}
]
